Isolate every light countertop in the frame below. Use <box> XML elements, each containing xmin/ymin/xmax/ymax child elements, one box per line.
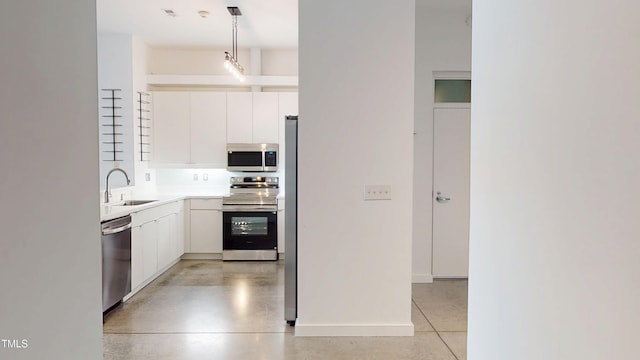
<box><xmin>100</xmin><ymin>191</ymin><xmax>228</xmax><ymax>222</ymax></box>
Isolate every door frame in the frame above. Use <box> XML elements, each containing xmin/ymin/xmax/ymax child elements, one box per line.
<box><xmin>431</xmin><ymin>71</ymin><xmax>471</xmax><ymax>278</ymax></box>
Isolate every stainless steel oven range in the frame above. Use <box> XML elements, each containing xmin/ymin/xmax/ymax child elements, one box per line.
<box><xmin>222</xmin><ymin>176</ymin><xmax>279</xmax><ymax>261</ymax></box>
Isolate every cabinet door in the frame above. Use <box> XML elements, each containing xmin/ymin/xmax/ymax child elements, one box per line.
<box><xmin>278</xmin><ymin>93</ymin><xmax>298</xmax><ymax>124</ymax></box>
<box><xmin>183</xmin><ymin>200</ymin><xmax>191</xmax><ymax>252</ymax></box>
<box><xmin>253</xmin><ymin>93</ymin><xmax>279</xmax><ymax>143</ymax></box>
<box><xmin>152</xmin><ymin>92</ymin><xmax>190</xmax><ymax>164</ymax></box>
<box><xmin>141</xmin><ymin>220</ymin><xmax>158</xmax><ymax>280</ymax></box>
<box><xmin>190</xmin><ymin>209</ymin><xmax>222</xmax><ymax>253</ymax></box>
<box><xmin>156</xmin><ymin>214</ymin><xmax>176</xmax><ymax>270</ymax></box>
<box><xmin>131</xmin><ymin>225</ymin><xmax>145</xmax><ymax>290</ymax></box>
<box><xmin>190</xmin><ymin>92</ymin><xmax>227</xmax><ymax>165</ymax></box>
<box><xmin>176</xmin><ymin>207</ymin><xmax>185</xmax><ymax>257</ymax></box>
<box><xmin>226</xmin><ymin>92</ymin><xmax>253</xmax><ymax>143</ymax></box>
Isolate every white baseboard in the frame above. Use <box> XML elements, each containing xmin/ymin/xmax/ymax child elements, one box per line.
<box><xmin>124</xmin><ymin>258</ymin><xmax>181</xmax><ymax>301</ymax></box>
<box><xmin>181</xmin><ymin>253</ymin><xmax>284</xmax><ymax>261</ymax></box>
<box><xmin>181</xmin><ymin>253</ymin><xmax>222</xmax><ymax>260</ymax></box>
<box><xmin>294</xmin><ymin>322</ymin><xmax>414</xmax><ymax>337</ymax></box>
<box><xmin>412</xmin><ymin>273</ymin><xmax>434</xmax><ymax>283</ymax></box>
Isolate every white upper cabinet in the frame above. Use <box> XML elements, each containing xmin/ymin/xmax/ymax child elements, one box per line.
<box><xmin>278</xmin><ymin>92</ymin><xmax>299</xmax><ymax>120</ymax></box>
<box><xmin>226</xmin><ymin>92</ymin><xmax>253</xmax><ymax>143</ymax></box>
<box><xmin>152</xmin><ymin>91</ymin><xmax>227</xmax><ymax>166</ymax></box>
<box><xmin>227</xmin><ymin>92</ymin><xmax>280</xmax><ymax>144</ymax></box>
<box><xmin>153</xmin><ymin>91</ymin><xmax>190</xmax><ymax>164</ymax></box>
<box><xmin>190</xmin><ymin>92</ymin><xmax>227</xmax><ymax>166</ymax></box>
<box><xmin>153</xmin><ymin>91</ymin><xmax>292</xmax><ymax>166</ymax></box>
<box><xmin>278</xmin><ymin>92</ymin><xmax>298</xmax><ymax>143</ymax></box>
<box><xmin>252</xmin><ymin>93</ymin><xmax>279</xmax><ymax>144</ymax></box>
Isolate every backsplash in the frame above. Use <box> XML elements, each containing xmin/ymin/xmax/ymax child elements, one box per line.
<box><xmin>155</xmin><ymin>168</ymin><xmax>286</xmax><ymax>194</ymax></box>
<box><xmin>155</xmin><ymin>168</ymin><xmax>231</xmax><ymax>193</ymax></box>
<box><xmin>100</xmin><ymin>168</ymin><xmax>286</xmax><ymax>203</ymax></box>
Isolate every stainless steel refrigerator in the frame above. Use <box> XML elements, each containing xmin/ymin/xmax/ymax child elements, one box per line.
<box><xmin>284</xmin><ymin>115</ymin><xmax>298</xmax><ymax>326</ymax></box>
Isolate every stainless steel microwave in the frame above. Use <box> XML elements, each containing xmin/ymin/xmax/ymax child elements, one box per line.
<box><xmin>227</xmin><ymin>143</ymin><xmax>278</xmax><ymax>172</ymax></box>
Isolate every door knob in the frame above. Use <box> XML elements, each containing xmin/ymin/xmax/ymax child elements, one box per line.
<box><xmin>435</xmin><ymin>191</ymin><xmax>450</xmax><ymax>203</ymax></box>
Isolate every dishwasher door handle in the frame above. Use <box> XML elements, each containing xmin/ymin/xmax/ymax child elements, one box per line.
<box><xmin>102</xmin><ymin>223</ymin><xmax>132</xmax><ymax>235</ymax></box>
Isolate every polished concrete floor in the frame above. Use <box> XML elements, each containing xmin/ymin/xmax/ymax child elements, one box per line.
<box><xmin>104</xmin><ymin>260</ymin><xmax>467</xmax><ymax>359</ymax></box>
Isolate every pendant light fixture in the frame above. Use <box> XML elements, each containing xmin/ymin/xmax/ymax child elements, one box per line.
<box><xmin>224</xmin><ymin>6</ymin><xmax>245</xmax><ymax>81</ymax></box>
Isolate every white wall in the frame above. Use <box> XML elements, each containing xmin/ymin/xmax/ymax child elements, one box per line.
<box><xmin>468</xmin><ymin>1</ymin><xmax>640</xmax><ymax>359</ymax></box>
<box><xmin>0</xmin><ymin>1</ymin><xmax>102</xmax><ymax>359</ymax></box>
<box><xmin>297</xmin><ymin>0</ymin><xmax>415</xmax><ymax>336</ymax></box>
<box><xmin>98</xmin><ymin>34</ymin><xmax>156</xmax><ymax>195</ymax></box>
<box><xmin>132</xmin><ymin>35</ymin><xmax>157</xmax><ymax>193</ymax></box>
<box><xmin>98</xmin><ymin>34</ymin><xmax>136</xmax><ymax>189</ymax></box>
<box><xmin>413</xmin><ymin>0</ymin><xmax>472</xmax><ymax>282</ymax></box>
<box><xmin>148</xmin><ymin>47</ymin><xmax>298</xmax><ymax>76</ymax></box>
<box><xmin>262</xmin><ymin>49</ymin><xmax>298</xmax><ymax>76</ymax></box>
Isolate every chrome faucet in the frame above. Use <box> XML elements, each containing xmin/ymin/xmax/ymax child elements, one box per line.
<box><xmin>104</xmin><ymin>168</ymin><xmax>131</xmax><ymax>203</ymax></box>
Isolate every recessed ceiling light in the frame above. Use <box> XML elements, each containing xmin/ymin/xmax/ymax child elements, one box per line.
<box><xmin>198</xmin><ymin>10</ymin><xmax>210</xmax><ymax>18</ymax></box>
<box><xmin>163</xmin><ymin>9</ymin><xmax>176</xmax><ymax>17</ymax></box>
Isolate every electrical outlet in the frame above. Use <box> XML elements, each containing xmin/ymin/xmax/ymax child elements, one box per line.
<box><xmin>364</xmin><ymin>185</ymin><xmax>392</xmax><ymax>200</ymax></box>
<box><xmin>203</xmin><ymin>174</ymin><xmax>209</xmax><ymax>181</ymax></box>
<box><xmin>145</xmin><ymin>173</ymin><xmax>151</xmax><ymax>182</ymax></box>
<box><xmin>193</xmin><ymin>174</ymin><xmax>198</xmax><ymax>181</ymax></box>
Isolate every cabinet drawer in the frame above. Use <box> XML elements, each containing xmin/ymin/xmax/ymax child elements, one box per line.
<box><xmin>131</xmin><ymin>201</ymin><xmax>182</xmax><ymax>227</ymax></box>
<box><xmin>190</xmin><ymin>198</ymin><xmax>222</xmax><ymax>210</ymax></box>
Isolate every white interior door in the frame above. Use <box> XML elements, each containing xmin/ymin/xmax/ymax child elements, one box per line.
<box><xmin>432</xmin><ymin>106</ymin><xmax>470</xmax><ymax>277</ymax></box>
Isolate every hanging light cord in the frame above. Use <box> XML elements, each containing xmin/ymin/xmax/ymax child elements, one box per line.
<box><xmin>232</xmin><ymin>14</ymin><xmax>238</xmax><ymax>60</ymax></box>
<box><xmin>224</xmin><ymin>6</ymin><xmax>244</xmax><ymax>81</ymax></box>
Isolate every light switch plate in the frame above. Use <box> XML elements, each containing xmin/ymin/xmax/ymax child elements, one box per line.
<box><xmin>193</xmin><ymin>174</ymin><xmax>198</xmax><ymax>181</ymax></box>
<box><xmin>364</xmin><ymin>185</ymin><xmax>392</xmax><ymax>200</ymax></box>
<box><xmin>203</xmin><ymin>174</ymin><xmax>209</xmax><ymax>181</ymax></box>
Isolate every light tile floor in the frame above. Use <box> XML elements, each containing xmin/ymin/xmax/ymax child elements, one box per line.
<box><xmin>104</xmin><ymin>260</ymin><xmax>467</xmax><ymax>360</ymax></box>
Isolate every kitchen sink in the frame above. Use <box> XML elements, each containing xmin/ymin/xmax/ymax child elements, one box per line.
<box><xmin>112</xmin><ymin>200</ymin><xmax>158</xmax><ymax>206</ymax></box>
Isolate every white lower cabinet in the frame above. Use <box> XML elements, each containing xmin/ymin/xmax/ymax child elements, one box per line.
<box><xmin>141</xmin><ymin>220</ymin><xmax>159</xmax><ymax>281</ymax></box>
<box><xmin>130</xmin><ymin>218</ymin><xmax>160</xmax><ymax>292</ymax></box>
<box><xmin>129</xmin><ymin>200</ymin><xmax>185</xmax><ymax>296</ymax></box>
<box><xmin>130</xmin><ymin>225</ymin><xmax>145</xmax><ymax>290</ymax></box>
<box><xmin>188</xmin><ymin>198</ymin><xmax>223</xmax><ymax>253</ymax></box>
<box><xmin>156</xmin><ymin>213</ymin><xmax>176</xmax><ymax>270</ymax></box>
<box><xmin>190</xmin><ymin>211</ymin><xmax>222</xmax><ymax>253</ymax></box>
<box><xmin>176</xmin><ymin>208</ymin><xmax>185</xmax><ymax>256</ymax></box>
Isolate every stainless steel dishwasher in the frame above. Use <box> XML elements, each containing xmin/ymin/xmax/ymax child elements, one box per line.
<box><xmin>101</xmin><ymin>215</ymin><xmax>132</xmax><ymax>313</ymax></box>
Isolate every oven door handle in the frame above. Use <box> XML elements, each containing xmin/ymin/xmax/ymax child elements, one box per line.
<box><xmin>223</xmin><ymin>205</ymin><xmax>278</xmax><ymax>212</ymax></box>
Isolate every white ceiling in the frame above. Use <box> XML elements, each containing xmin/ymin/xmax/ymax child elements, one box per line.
<box><xmin>97</xmin><ymin>0</ymin><xmax>298</xmax><ymax>49</ymax></box>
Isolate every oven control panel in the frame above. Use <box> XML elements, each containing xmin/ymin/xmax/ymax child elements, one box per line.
<box><xmin>230</xmin><ymin>176</ymin><xmax>279</xmax><ymax>186</ymax></box>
